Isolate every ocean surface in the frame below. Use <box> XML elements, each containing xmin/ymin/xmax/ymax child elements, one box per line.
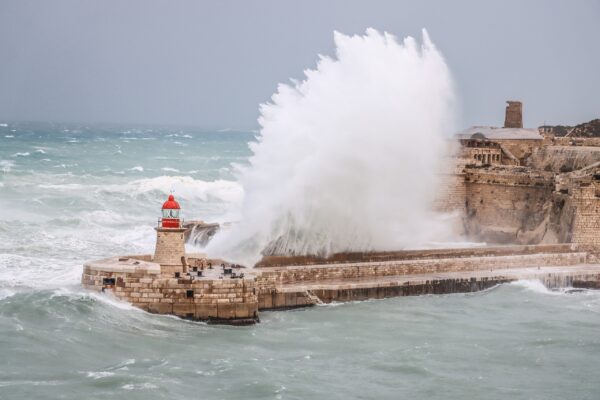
<box><xmin>1</xmin><ymin>122</ymin><xmax>600</xmax><ymax>400</ymax></box>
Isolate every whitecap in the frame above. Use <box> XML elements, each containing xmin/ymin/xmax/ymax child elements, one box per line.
<box><xmin>38</xmin><ymin>183</ymin><xmax>83</xmax><ymax>190</ymax></box>
<box><xmin>0</xmin><ymin>288</ymin><xmax>16</xmax><ymax>300</ymax></box>
<box><xmin>510</xmin><ymin>280</ymin><xmax>563</xmax><ymax>295</ymax></box>
<box><xmin>122</xmin><ymin>383</ymin><xmax>158</xmax><ymax>390</ymax></box>
<box><xmin>161</xmin><ymin>167</ymin><xmax>180</xmax><ymax>173</ymax></box>
<box><xmin>130</xmin><ymin>166</ymin><xmax>144</xmax><ymax>172</ymax></box>
<box><xmin>85</xmin><ymin>371</ymin><xmax>115</xmax><ymax>379</ymax></box>
<box><xmin>4</xmin><ymin>135</ymin><xmax>14</xmax><ymax>138</ymax></box>
<box><xmin>128</xmin><ymin>175</ymin><xmax>244</xmax><ymax>203</ymax></box>
<box><xmin>52</xmin><ymin>287</ymin><xmax>142</xmax><ymax>311</ymax></box>
<box><xmin>0</xmin><ymin>160</ymin><xmax>15</xmax><ymax>172</ymax></box>
<box><xmin>12</xmin><ymin>152</ymin><xmax>30</xmax><ymax>157</ymax></box>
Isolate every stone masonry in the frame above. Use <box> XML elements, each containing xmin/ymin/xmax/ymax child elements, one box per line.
<box><xmin>82</xmin><ymin>257</ymin><xmax>259</xmax><ymax>324</ymax></box>
<box><xmin>153</xmin><ymin>227</ymin><xmax>187</xmax><ymax>276</ymax></box>
<box><xmin>504</xmin><ymin>100</ymin><xmax>523</xmax><ymax>128</ymax></box>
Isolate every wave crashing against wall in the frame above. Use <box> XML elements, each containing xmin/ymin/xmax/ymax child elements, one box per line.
<box><xmin>207</xmin><ymin>28</ymin><xmax>457</xmax><ymax>266</ymax></box>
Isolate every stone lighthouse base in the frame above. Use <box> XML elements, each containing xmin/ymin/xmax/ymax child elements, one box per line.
<box><xmin>82</xmin><ymin>255</ymin><xmax>259</xmax><ymax>325</ymax></box>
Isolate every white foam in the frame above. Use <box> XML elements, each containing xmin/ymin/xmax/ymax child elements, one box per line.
<box><xmin>86</xmin><ymin>371</ymin><xmax>115</xmax><ymax>379</ymax></box>
<box><xmin>0</xmin><ymin>288</ymin><xmax>16</xmax><ymax>300</ymax></box>
<box><xmin>0</xmin><ymin>160</ymin><xmax>15</xmax><ymax>173</ymax></box>
<box><xmin>4</xmin><ymin>135</ymin><xmax>14</xmax><ymax>138</ymax></box>
<box><xmin>49</xmin><ymin>287</ymin><xmax>143</xmax><ymax>311</ymax></box>
<box><xmin>130</xmin><ymin>166</ymin><xmax>144</xmax><ymax>172</ymax></box>
<box><xmin>161</xmin><ymin>167</ymin><xmax>180</xmax><ymax>172</ymax></box>
<box><xmin>130</xmin><ymin>176</ymin><xmax>243</xmax><ymax>204</ymax></box>
<box><xmin>510</xmin><ymin>279</ymin><xmax>569</xmax><ymax>295</ymax></box>
<box><xmin>30</xmin><ymin>174</ymin><xmax>243</xmax><ymax>205</ymax></box>
<box><xmin>208</xmin><ymin>28</ymin><xmax>456</xmax><ymax>265</ymax></box>
<box><xmin>12</xmin><ymin>152</ymin><xmax>30</xmax><ymax>157</ymax></box>
<box><xmin>122</xmin><ymin>383</ymin><xmax>158</xmax><ymax>390</ymax></box>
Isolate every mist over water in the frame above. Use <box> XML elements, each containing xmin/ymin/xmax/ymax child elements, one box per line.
<box><xmin>207</xmin><ymin>29</ymin><xmax>456</xmax><ymax>265</ymax></box>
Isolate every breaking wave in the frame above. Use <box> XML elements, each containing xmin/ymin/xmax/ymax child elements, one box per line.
<box><xmin>29</xmin><ymin>175</ymin><xmax>243</xmax><ymax>205</ymax></box>
<box><xmin>208</xmin><ymin>28</ymin><xmax>456</xmax><ymax>265</ymax></box>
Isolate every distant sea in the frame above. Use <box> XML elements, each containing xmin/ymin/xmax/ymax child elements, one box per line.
<box><xmin>1</xmin><ymin>122</ymin><xmax>599</xmax><ymax>399</ymax></box>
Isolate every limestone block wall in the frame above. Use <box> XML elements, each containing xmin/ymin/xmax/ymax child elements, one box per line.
<box><xmin>255</xmin><ymin>250</ymin><xmax>588</xmax><ymax>308</ymax></box>
<box><xmin>432</xmin><ymin>158</ymin><xmax>470</xmax><ymax>216</ymax></box>
<box><xmin>464</xmin><ymin>169</ymin><xmax>555</xmax><ymax>244</ymax></box>
<box><xmin>82</xmin><ymin>264</ymin><xmax>258</xmax><ymax>322</ymax></box>
<box><xmin>255</xmin><ymin>252</ymin><xmax>586</xmax><ymax>288</ymax></box>
<box><xmin>570</xmin><ymin>185</ymin><xmax>600</xmax><ymax>247</ymax></box>
<box><xmin>153</xmin><ymin>228</ymin><xmax>186</xmax><ymax>270</ymax></box>
<box><xmin>433</xmin><ymin>172</ymin><xmax>467</xmax><ymax>213</ymax></box>
<box><xmin>256</xmin><ymin>244</ymin><xmax>576</xmax><ymax>267</ymax></box>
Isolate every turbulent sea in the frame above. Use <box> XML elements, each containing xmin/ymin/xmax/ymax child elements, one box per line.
<box><xmin>1</xmin><ymin>122</ymin><xmax>600</xmax><ymax>400</ymax></box>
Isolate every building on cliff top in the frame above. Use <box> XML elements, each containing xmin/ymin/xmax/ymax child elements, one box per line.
<box><xmin>456</xmin><ymin>100</ymin><xmax>543</xmax><ymax>165</ymax></box>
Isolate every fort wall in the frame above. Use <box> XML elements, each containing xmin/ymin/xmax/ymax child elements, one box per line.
<box><xmin>254</xmin><ymin>248</ymin><xmax>595</xmax><ymax>309</ymax></box>
<box><xmin>82</xmin><ymin>259</ymin><xmax>259</xmax><ymax>324</ymax></box>
<box><xmin>255</xmin><ymin>252</ymin><xmax>586</xmax><ymax>287</ymax></box>
<box><xmin>570</xmin><ymin>184</ymin><xmax>600</xmax><ymax>247</ymax></box>
<box><xmin>433</xmin><ymin>171</ymin><xmax>467</xmax><ymax>213</ymax></box>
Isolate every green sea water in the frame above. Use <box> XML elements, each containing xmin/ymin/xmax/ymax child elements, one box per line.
<box><xmin>1</xmin><ymin>122</ymin><xmax>599</xmax><ymax>399</ymax></box>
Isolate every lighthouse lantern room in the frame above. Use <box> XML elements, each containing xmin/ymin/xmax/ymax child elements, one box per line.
<box><xmin>160</xmin><ymin>194</ymin><xmax>182</xmax><ymax>228</ymax></box>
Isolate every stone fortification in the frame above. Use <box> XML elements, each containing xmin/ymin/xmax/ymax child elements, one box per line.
<box><xmin>437</xmin><ymin>101</ymin><xmax>600</xmax><ymax>250</ymax></box>
<box><xmin>253</xmin><ymin>245</ymin><xmax>597</xmax><ymax>309</ymax></box>
<box><xmin>256</xmin><ymin>243</ymin><xmax>576</xmax><ymax>267</ymax></box>
<box><xmin>82</xmin><ymin>257</ymin><xmax>259</xmax><ymax>324</ymax></box>
<box><xmin>504</xmin><ymin>101</ymin><xmax>523</xmax><ymax>128</ymax></box>
<box><xmin>82</xmin><ymin>102</ymin><xmax>600</xmax><ymax>323</ymax></box>
<box><xmin>463</xmin><ymin>166</ymin><xmax>556</xmax><ymax>244</ymax></box>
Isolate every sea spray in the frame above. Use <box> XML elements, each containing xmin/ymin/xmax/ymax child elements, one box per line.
<box><xmin>207</xmin><ymin>28</ymin><xmax>457</xmax><ymax>266</ymax></box>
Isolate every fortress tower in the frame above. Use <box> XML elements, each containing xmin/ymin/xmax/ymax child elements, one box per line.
<box><xmin>504</xmin><ymin>100</ymin><xmax>523</xmax><ymax>128</ymax></box>
<box><xmin>153</xmin><ymin>194</ymin><xmax>187</xmax><ymax>276</ymax></box>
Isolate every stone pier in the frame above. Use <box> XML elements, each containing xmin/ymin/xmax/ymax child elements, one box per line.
<box><xmin>82</xmin><ymin>256</ymin><xmax>259</xmax><ymax>325</ymax></box>
<box><xmin>82</xmin><ymin>244</ymin><xmax>600</xmax><ymax>323</ymax></box>
<box><xmin>253</xmin><ymin>244</ymin><xmax>600</xmax><ymax>309</ymax></box>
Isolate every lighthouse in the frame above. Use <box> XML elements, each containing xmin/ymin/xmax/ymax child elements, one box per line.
<box><xmin>153</xmin><ymin>194</ymin><xmax>187</xmax><ymax>275</ymax></box>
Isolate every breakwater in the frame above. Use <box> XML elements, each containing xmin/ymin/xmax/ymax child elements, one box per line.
<box><xmin>83</xmin><ymin>244</ymin><xmax>600</xmax><ymax>323</ymax></box>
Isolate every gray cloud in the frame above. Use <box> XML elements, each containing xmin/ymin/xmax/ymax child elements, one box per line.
<box><xmin>0</xmin><ymin>0</ymin><xmax>598</xmax><ymax>129</ymax></box>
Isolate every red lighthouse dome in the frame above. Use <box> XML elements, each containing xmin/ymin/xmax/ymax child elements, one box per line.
<box><xmin>160</xmin><ymin>194</ymin><xmax>182</xmax><ymax>228</ymax></box>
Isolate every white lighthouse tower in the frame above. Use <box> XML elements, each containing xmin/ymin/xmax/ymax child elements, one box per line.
<box><xmin>153</xmin><ymin>194</ymin><xmax>187</xmax><ymax>276</ymax></box>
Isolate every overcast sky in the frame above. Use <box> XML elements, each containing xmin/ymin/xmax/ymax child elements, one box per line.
<box><xmin>0</xmin><ymin>0</ymin><xmax>599</xmax><ymax>129</ymax></box>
